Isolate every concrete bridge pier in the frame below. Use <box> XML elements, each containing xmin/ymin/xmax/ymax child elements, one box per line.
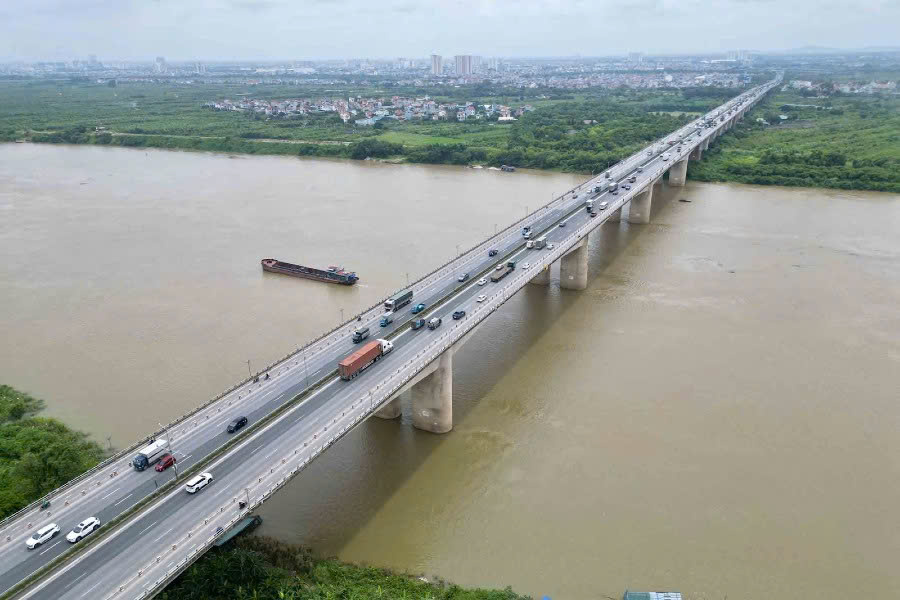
<box><xmin>701</xmin><ymin>138</ymin><xmax>709</xmax><ymax>151</ymax></box>
<box><xmin>690</xmin><ymin>146</ymin><xmax>702</xmax><ymax>161</ymax></box>
<box><xmin>609</xmin><ymin>207</ymin><xmax>622</xmax><ymax>222</ymax></box>
<box><xmin>374</xmin><ymin>390</ymin><xmax>406</xmax><ymax>419</ymax></box>
<box><xmin>627</xmin><ymin>185</ymin><xmax>653</xmax><ymax>223</ymax></box>
<box><xmin>560</xmin><ymin>235</ymin><xmax>589</xmax><ymax>290</ymax></box>
<box><xmin>669</xmin><ymin>157</ymin><xmax>688</xmax><ymax>186</ymax></box>
<box><xmin>411</xmin><ymin>350</ymin><xmax>453</xmax><ymax>433</ymax></box>
<box><xmin>529</xmin><ymin>265</ymin><xmax>551</xmax><ymax>286</ymax></box>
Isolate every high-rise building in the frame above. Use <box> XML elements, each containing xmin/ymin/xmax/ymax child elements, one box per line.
<box><xmin>485</xmin><ymin>57</ymin><xmax>499</xmax><ymax>71</ymax></box>
<box><xmin>454</xmin><ymin>55</ymin><xmax>473</xmax><ymax>76</ymax></box>
<box><xmin>430</xmin><ymin>54</ymin><xmax>443</xmax><ymax>76</ymax></box>
<box><xmin>628</xmin><ymin>52</ymin><xmax>643</xmax><ymax>64</ymax></box>
<box><xmin>154</xmin><ymin>56</ymin><xmax>166</xmax><ymax>74</ymax></box>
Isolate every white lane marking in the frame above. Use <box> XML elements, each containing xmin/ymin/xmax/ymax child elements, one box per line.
<box><xmin>262</xmin><ymin>448</ymin><xmax>279</xmax><ymax>460</ymax></box>
<box><xmin>39</xmin><ymin>540</ymin><xmax>61</xmax><ymax>556</ymax></box>
<box><xmin>100</xmin><ymin>487</ymin><xmax>121</xmax><ymax>500</ymax></box>
<box><xmin>138</xmin><ymin>520</ymin><xmax>159</xmax><ymax>536</ymax></box>
<box><xmin>64</xmin><ymin>572</ymin><xmax>87</xmax><ymax>589</ymax></box>
<box><xmin>113</xmin><ymin>493</ymin><xmax>133</xmax><ymax>507</ymax></box>
<box><xmin>153</xmin><ymin>527</ymin><xmax>174</xmax><ymax>543</ymax></box>
<box><xmin>80</xmin><ymin>581</ymin><xmax>102</xmax><ymax>598</ymax></box>
<box><xmin>250</xmin><ymin>444</ymin><xmax>264</xmax><ymax>455</ymax></box>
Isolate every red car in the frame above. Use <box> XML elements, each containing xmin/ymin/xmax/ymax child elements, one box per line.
<box><xmin>155</xmin><ymin>453</ymin><xmax>176</xmax><ymax>472</ymax></box>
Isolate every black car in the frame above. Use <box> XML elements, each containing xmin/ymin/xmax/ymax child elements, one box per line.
<box><xmin>488</xmin><ymin>249</ymin><xmax>498</xmax><ymax>257</ymax></box>
<box><xmin>411</xmin><ymin>318</ymin><xmax>426</xmax><ymax>330</ymax></box>
<box><xmin>452</xmin><ymin>310</ymin><xmax>466</xmax><ymax>320</ymax></box>
<box><xmin>227</xmin><ymin>416</ymin><xmax>248</xmax><ymax>433</ymax></box>
<box><xmin>590</xmin><ymin>211</ymin><xmax>597</xmax><ymax>218</ymax></box>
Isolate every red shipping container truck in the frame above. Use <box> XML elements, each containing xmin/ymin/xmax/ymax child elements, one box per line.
<box><xmin>338</xmin><ymin>339</ymin><xmax>394</xmax><ymax>380</ymax></box>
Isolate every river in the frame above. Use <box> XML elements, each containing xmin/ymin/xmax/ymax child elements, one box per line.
<box><xmin>1</xmin><ymin>143</ymin><xmax>898</xmax><ymax>599</ymax></box>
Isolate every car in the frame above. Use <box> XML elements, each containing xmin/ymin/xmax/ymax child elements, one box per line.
<box><xmin>452</xmin><ymin>310</ymin><xmax>466</xmax><ymax>320</ymax></box>
<box><xmin>558</xmin><ymin>221</ymin><xmax>566</xmax><ymax>227</ymax></box>
<box><xmin>590</xmin><ymin>211</ymin><xmax>597</xmax><ymax>218</ymax></box>
<box><xmin>522</xmin><ymin>262</ymin><xmax>531</xmax><ymax>269</ymax></box>
<box><xmin>155</xmin><ymin>453</ymin><xmax>176</xmax><ymax>472</ymax></box>
<box><xmin>477</xmin><ymin>294</ymin><xmax>487</xmax><ymax>302</ymax></box>
<box><xmin>411</xmin><ymin>318</ymin><xmax>426</xmax><ymax>330</ymax></box>
<box><xmin>637</xmin><ymin>167</ymin><xmax>644</xmax><ymax>172</ymax></box>
<box><xmin>26</xmin><ymin>523</ymin><xmax>60</xmax><ymax>549</ymax></box>
<box><xmin>227</xmin><ymin>416</ymin><xmax>248</xmax><ymax>433</ymax></box>
<box><xmin>573</xmin><ymin>194</ymin><xmax>578</xmax><ymax>199</ymax></box>
<box><xmin>427</xmin><ymin>317</ymin><xmax>442</xmax><ymax>330</ymax></box>
<box><xmin>488</xmin><ymin>249</ymin><xmax>498</xmax><ymax>257</ymax></box>
<box><xmin>598</xmin><ymin>201</ymin><xmax>609</xmax><ymax>210</ymax></box>
<box><xmin>495</xmin><ymin>263</ymin><xmax>504</xmax><ymax>271</ymax></box>
<box><xmin>623</xmin><ymin>184</ymin><xmax>631</xmax><ymax>190</ymax></box>
<box><xmin>411</xmin><ymin>303</ymin><xmax>426</xmax><ymax>314</ymax></box>
<box><xmin>546</xmin><ymin>243</ymin><xmax>554</xmax><ymax>250</ymax></box>
<box><xmin>612</xmin><ymin>190</ymin><xmax>618</xmax><ymax>195</ymax></box>
<box><xmin>457</xmin><ymin>273</ymin><xmax>469</xmax><ymax>283</ymax></box>
<box><xmin>185</xmin><ymin>472</ymin><xmax>213</xmax><ymax>494</ymax></box>
<box><xmin>477</xmin><ymin>278</ymin><xmax>487</xmax><ymax>286</ymax></box>
<box><xmin>66</xmin><ymin>517</ymin><xmax>100</xmax><ymax>544</ymax></box>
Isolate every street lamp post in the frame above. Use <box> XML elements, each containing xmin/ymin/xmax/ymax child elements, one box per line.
<box><xmin>246</xmin><ymin>360</ymin><xmax>252</xmax><ymax>378</ymax></box>
<box><xmin>340</xmin><ymin>308</ymin><xmax>344</xmax><ymax>324</ymax></box>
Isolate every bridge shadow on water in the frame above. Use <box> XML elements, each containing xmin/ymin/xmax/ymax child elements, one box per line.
<box><xmin>255</xmin><ymin>185</ymin><xmax>680</xmax><ymax>561</ymax></box>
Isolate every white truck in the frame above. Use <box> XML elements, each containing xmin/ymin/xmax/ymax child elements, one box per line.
<box><xmin>132</xmin><ymin>439</ymin><xmax>169</xmax><ymax>471</ymax></box>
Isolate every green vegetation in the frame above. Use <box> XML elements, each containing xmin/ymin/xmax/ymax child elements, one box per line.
<box><xmin>0</xmin><ymin>80</ymin><xmax>733</xmax><ymax>174</ymax></box>
<box><xmin>158</xmin><ymin>535</ymin><xmax>529</xmax><ymax>600</ymax></box>
<box><xmin>0</xmin><ymin>385</ymin><xmax>107</xmax><ymax>519</ymax></box>
<box><xmin>690</xmin><ymin>89</ymin><xmax>900</xmax><ymax>192</ymax></box>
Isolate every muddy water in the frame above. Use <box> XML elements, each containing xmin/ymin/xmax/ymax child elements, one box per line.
<box><xmin>2</xmin><ymin>143</ymin><xmax>898</xmax><ymax>599</ymax></box>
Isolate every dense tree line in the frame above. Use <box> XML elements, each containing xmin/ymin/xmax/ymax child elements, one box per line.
<box><xmin>158</xmin><ymin>535</ymin><xmax>529</xmax><ymax>600</ymax></box>
<box><xmin>0</xmin><ymin>386</ymin><xmax>106</xmax><ymax>519</ymax></box>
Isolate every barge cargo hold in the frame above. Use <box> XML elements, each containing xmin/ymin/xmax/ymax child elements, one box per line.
<box><xmin>261</xmin><ymin>259</ymin><xmax>358</xmax><ymax>285</ymax></box>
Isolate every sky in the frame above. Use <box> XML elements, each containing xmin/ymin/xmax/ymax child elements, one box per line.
<box><xmin>1</xmin><ymin>0</ymin><xmax>898</xmax><ymax>62</ymax></box>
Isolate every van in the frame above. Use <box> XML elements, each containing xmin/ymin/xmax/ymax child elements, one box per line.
<box><xmin>526</xmin><ymin>240</ymin><xmax>535</xmax><ymax>249</ymax></box>
<box><xmin>427</xmin><ymin>317</ymin><xmax>442</xmax><ymax>330</ymax></box>
<box><xmin>352</xmin><ymin>326</ymin><xmax>370</xmax><ymax>343</ymax></box>
<box><xmin>185</xmin><ymin>472</ymin><xmax>213</xmax><ymax>494</ymax></box>
<box><xmin>379</xmin><ymin>312</ymin><xmax>393</xmax><ymax>327</ymax></box>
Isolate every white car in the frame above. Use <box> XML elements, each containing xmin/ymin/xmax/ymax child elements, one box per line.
<box><xmin>66</xmin><ymin>517</ymin><xmax>100</xmax><ymax>543</ymax></box>
<box><xmin>477</xmin><ymin>278</ymin><xmax>487</xmax><ymax>286</ymax></box>
<box><xmin>495</xmin><ymin>263</ymin><xmax>504</xmax><ymax>271</ymax></box>
<box><xmin>547</xmin><ymin>243</ymin><xmax>554</xmax><ymax>250</ymax></box>
<box><xmin>26</xmin><ymin>523</ymin><xmax>60</xmax><ymax>549</ymax></box>
<box><xmin>476</xmin><ymin>295</ymin><xmax>487</xmax><ymax>302</ymax></box>
<box><xmin>185</xmin><ymin>472</ymin><xmax>213</xmax><ymax>494</ymax></box>
<box><xmin>523</xmin><ymin>262</ymin><xmax>531</xmax><ymax>269</ymax></box>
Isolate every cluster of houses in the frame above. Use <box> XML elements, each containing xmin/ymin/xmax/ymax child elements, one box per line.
<box><xmin>788</xmin><ymin>79</ymin><xmax>897</xmax><ymax>94</ymax></box>
<box><xmin>204</xmin><ymin>95</ymin><xmax>535</xmax><ymax>126</ymax></box>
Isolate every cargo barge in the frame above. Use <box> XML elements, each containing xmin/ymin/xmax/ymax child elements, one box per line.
<box><xmin>261</xmin><ymin>259</ymin><xmax>358</xmax><ymax>285</ymax></box>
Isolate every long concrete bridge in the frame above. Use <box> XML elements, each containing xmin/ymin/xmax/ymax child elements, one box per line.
<box><xmin>0</xmin><ymin>75</ymin><xmax>781</xmax><ymax>600</ymax></box>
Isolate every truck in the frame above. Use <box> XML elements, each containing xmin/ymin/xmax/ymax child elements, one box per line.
<box><xmin>534</xmin><ymin>236</ymin><xmax>547</xmax><ymax>249</ymax></box>
<box><xmin>586</xmin><ymin>199</ymin><xmax>594</xmax><ymax>211</ymax></box>
<box><xmin>490</xmin><ymin>260</ymin><xmax>516</xmax><ymax>283</ymax></box>
<box><xmin>338</xmin><ymin>338</ymin><xmax>394</xmax><ymax>380</ymax></box>
<box><xmin>608</xmin><ymin>181</ymin><xmax>619</xmax><ymax>193</ymax></box>
<box><xmin>379</xmin><ymin>312</ymin><xmax>394</xmax><ymax>327</ymax></box>
<box><xmin>384</xmin><ymin>289</ymin><xmax>413</xmax><ymax>312</ymax></box>
<box><xmin>132</xmin><ymin>439</ymin><xmax>169</xmax><ymax>471</ymax></box>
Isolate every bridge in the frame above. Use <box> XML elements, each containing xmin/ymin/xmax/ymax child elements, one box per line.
<box><xmin>0</xmin><ymin>75</ymin><xmax>781</xmax><ymax>600</ymax></box>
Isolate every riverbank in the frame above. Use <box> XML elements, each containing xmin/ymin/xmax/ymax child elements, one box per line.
<box><xmin>688</xmin><ymin>89</ymin><xmax>900</xmax><ymax>192</ymax></box>
<box><xmin>0</xmin><ymin>385</ymin><xmax>106</xmax><ymax>519</ymax></box>
<box><xmin>158</xmin><ymin>535</ymin><xmax>530</xmax><ymax>600</ymax></box>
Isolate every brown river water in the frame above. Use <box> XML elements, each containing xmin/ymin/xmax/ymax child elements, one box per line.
<box><xmin>1</xmin><ymin>143</ymin><xmax>898</xmax><ymax>599</ymax></box>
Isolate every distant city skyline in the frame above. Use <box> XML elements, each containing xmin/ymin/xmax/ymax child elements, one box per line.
<box><xmin>1</xmin><ymin>0</ymin><xmax>897</xmax><ymax>62</ymax></box>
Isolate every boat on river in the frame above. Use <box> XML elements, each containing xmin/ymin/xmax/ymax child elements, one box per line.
<box><xmin>261</xmin><ymin>259</ymin><xmax>358</xmax><ymax>285</ymax></box>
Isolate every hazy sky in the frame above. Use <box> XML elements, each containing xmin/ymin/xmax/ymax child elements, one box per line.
<box><xmin>2</xmin><ymin>0</ymin><xmax>897</xmax><ymax>61</ymax></box>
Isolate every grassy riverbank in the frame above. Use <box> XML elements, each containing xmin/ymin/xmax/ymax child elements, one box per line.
<box><xmin>689</xmin><ymin>89</ymin><xmax>900</xmax><ymax>192</ymax></box>
<box><xmin>0</xmin><ymin>385</ymin><xmax>106</xmax><ymax>519</ymax></box>
<box><xmin>157</xmin><ymin>535</ymin><xmax>529</xmax><ymax>600</ymax></box>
